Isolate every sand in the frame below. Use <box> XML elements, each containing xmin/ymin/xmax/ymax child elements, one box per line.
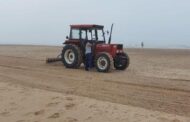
<box><xmin>0</xmin><ymin>45</ymin><xmax>190</xmax><ymax>122</ymax></box>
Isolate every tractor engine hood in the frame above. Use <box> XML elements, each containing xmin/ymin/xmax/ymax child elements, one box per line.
<box><xmin>96</xmin><ymin>44</ymin><xmax>123</xmax><ymax>50</ymax></box>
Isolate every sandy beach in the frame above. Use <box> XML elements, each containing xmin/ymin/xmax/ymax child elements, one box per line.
<box><xmin>0</xmin><ymin>45</ymin><xmax>190</xmax><ymax>122</ymax></box>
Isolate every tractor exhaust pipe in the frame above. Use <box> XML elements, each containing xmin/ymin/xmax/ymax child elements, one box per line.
<box><xmin>108</xmin><ymin>23</ymin><xmax>114</xmax><ymax>44</ymax></box>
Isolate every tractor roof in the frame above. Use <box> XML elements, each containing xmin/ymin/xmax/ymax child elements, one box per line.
<box><xmin>70</xmin><ymin>24</ymin><xmax>104</xmax><ymax>29</ymax></box>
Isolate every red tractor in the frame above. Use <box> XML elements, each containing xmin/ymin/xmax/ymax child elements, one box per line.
<box><xmin>47</xmin><ymin>24</ymin><xmax>130</xmax><ymax>72</ymax></box>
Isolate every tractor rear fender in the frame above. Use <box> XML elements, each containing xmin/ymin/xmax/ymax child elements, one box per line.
<box><xmin>63</xmin><ymin>40</ymin><xmax>80</xmax><ymax>46</ymax></box>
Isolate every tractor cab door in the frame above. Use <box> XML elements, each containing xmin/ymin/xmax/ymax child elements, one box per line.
<box><xmin>70</xmin><ymin>28</ymin><xmax>105</xmax><ymax>57</ymax></box>
<box><xmin>68</xmin><ymin>28</ymin><xmax>88</xmax><ymax>55</ymax></box>
<box><xmin>80</xmin><ymin>29</ymin><xmax>88</xmax><ymax>56</ymax></box>
<box><xmin>80</xmin><ymin>29</ymin><xmax>97</xmax><ymax>59</ymax></box>
<box><xmin>88</xmin><ymin>28</ymin><xmax>105</xmax><ymax>56</ymax></box>
<box><xmin>80</xmin><ymin>28</ymin><xmax>99</xmax><ymax>59</ymax></box>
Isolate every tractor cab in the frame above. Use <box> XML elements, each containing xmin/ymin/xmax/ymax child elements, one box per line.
<box><xmin>65</xmin><ymin>24</ymin><xmax>106</xmax><ymax>45</ymax></box>
<box><xmin>70</xmin><ymin>24</ymin><xmax>105</xmax><ymax>42</ymax></box>
<box><xmin>64</xmin><ymin>24</ymin><xmax>107</xmax><ymax>59</ymax></box>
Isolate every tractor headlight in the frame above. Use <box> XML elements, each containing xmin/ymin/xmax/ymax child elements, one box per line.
<box><xmin>116</xmin><ymin>50</ymin><xmax>123</xmax><ymax>53</ymax></box>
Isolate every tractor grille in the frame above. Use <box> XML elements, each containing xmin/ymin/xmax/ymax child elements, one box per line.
<box><xmin>117</xmin><ymin>44</ymin><xmax>123</xmax><ymax>50</ymax></box>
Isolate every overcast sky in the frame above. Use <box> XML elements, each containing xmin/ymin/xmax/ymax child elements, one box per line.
<box><xmin>0</xmin><ymin>0</ymin><xmax>190</xmax><ymax>48</ymax></box>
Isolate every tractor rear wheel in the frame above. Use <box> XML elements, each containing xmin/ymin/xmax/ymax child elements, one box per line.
<box><xmin>62</xmin><ymin>44</ymin><xmax>82</xmax><ymax>68</ymax></box>
<box><xmin>95</xmin><ymin>53</ymin><xmax>113</xmax><ymax>72</ymax></box>
<box><xmin>114</xmin><ymin>53</ymin><xmax>130</xmax><ymax>70</ymax></box>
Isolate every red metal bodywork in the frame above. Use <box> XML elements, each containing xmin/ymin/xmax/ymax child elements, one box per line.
<box><xmin>95</xmin><ymin>44</ymin><xmax>119</xmax><ymax>58</ymax></box>
<box><xmin>64</xmin><ymin>40</ymin><xmax>121</xmax><ymax>58</ymax></box>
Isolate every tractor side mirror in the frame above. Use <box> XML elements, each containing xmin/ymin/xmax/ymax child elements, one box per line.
<box><xmin>66</xmin><ymin>36</ymin><xmax>69</xmax><ymax>39</ymax></box>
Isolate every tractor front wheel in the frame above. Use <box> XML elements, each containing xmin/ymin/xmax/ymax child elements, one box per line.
<box><xmin>62</xmin><ymin>44</ymin><xmax>82</xmax><ymax>68</ymax></box>
<box><xmin>114</xmin><ymin>53</ymin><xmax>130</xmax><ymax>70</ymax></box>
<box><xmin>95</xmin><ymin>53</ymin><xmax>113</xmax><ymax>72</ymax></box>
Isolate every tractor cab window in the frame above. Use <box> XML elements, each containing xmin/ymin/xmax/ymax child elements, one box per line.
<box><xmin>70</xmin><ymin>28</ymin><xmax>105</xmax><ymax>42</ymax></box>
<box><xmin>91</xmin><ymin>29</ymin><xmax>96</xmax><ymax>40</ymax></box>
<box><xmin>86</xmin><ymin>29</ymin><xmax>96</xmax><ymax>41</ymax></box>
<box><xmin>86</xmin><ymin>29</ymin><xmax>105</xmax><ymax>41</ymax></box>
<box><xmin>97</xmin><ymin>29</ymin><xmax>104</xmax><ymax>41</ymax></box>
<box><xmin>87</xmin><ymin>30</ymin><xmax>92</xmax><ymax>40</ymax></box>
<box><xmin>70</xmin><ymin>29</ymin><xmax>80</xmax><ymax>39</ymax></box>
<box><xmin>81</xmin><ymin>30</ymin><xmax>87</xmax><ymax>40</ymax></box>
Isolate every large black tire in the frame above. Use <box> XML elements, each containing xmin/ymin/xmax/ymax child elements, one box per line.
<box><xmin>62</xmin><ymin>44</ymin><xmax>82</xmax><ymax>68</ymax></box>
<box><xmin>95</xmin><ymin>52</ymin><xmax>113</xmax><ymax>72</ymax></box>
<box><xmin>114</xmin><ymin>53</ymin><xmax>130</xmax><ymax>70</ymax></box>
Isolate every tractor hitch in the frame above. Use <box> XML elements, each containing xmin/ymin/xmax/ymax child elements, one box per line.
<box><xmin>46</xmin><ymin>54</ymin><xmax>62</xmax><ymax>63</ymax></box>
